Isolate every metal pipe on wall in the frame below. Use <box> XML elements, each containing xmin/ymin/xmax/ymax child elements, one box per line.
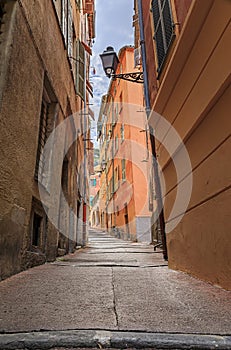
<box><xmin>137</xmin><ymin>0</ymin><xmax>168</xmax><ymax>260</ymax></box>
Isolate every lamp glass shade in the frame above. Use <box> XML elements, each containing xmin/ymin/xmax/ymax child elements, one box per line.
<box><xmin>100</xmin><ymin>47</ymin><xmax>119</xmax><ymax>77</ymax></box>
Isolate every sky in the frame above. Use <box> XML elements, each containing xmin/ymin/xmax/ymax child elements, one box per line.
<box><xmin>89</xmin><ymin>0</ymin><xmax>134</xmax><ymax>143</ymax></box>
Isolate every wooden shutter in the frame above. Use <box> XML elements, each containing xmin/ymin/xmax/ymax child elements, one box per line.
<box><xmin>151</xmin><ymin>0</ymin><xmax>174</xmax><ymax>73</ymax></box>
<box><xmin>76</xmin><ymin>39</ymin><xmax>85</xmax><ymax>100</ymax></box>
<box><xmin>163</xmin><ymin>0</ymin><xmax>174</xmax><ymax>49</ymax></box>
<box><xmin>35</xmin><ymin>100</ymin><xmax>49</xmax><ymax>181</ymax></box>
<box><xmin>35</xmin><ymin>89</ymin><xmax>57</xmax><ymax>189</ymax></box>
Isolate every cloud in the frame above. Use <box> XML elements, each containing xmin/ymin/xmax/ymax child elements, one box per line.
<box><xmin>94</xmin><ymin>0</ymin><xmax>134</xmax><ymax>52</ymax></box>
<box><xmin>90</xmin><ymin>0</ymin><xmax>134</xmax><ymax>145</ymax></box>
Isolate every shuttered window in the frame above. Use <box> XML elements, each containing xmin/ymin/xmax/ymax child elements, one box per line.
<box><xmin>61</xmin><ymin>0</ymin><xmax>73</xmax><ymax>54</ymax></box>
<box><xmin>76</xmin><ymin>39</ymin><xmax>85</xmax><ymax>100</ymax></box>
<box><xmin>120</xmin><ymin>124</ymin><xmax>124</xmax><ymax>143</ymax></box>
<box><xmin>61</xmin><ymin>0</ymin><xmax>68</xmax><ymax>46</ymax></box>
<box><xmin>151</xmin><ymin>0</ymin><xmax>175</xmax><ymax>74</ymax></box>
<box><xmin>114</xmin><ymin>166</ymin><xmax>119</xmax><ymax>192</ymax></box>
<box><xmin>35</xmin><ymin>84</ymin><xmax>57</xmax><ymax>190</ymax></box>
<box><xmin>35</xmin><ymin>100</ymin><xmax>49</xmax><ymax>182</ymax></box>
<box><xmin>121</xmin><ymin>159</ymin><xmax>126</xmax><ymax>181</ymax></box>
<box><xmin>115</xmin><ymin>135</ymin><xmax>118</xmax><ymax>153</ymax></box>
<box><xmin>67</xmin><ymin>0</ymin><xmax>73</xmax><ymax>57</ymax></box>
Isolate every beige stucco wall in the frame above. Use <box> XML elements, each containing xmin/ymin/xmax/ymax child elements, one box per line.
<box><xmin>0</xmin><ymin>0</ymin><xmax>81</xmax><ymax>279</ymax></box>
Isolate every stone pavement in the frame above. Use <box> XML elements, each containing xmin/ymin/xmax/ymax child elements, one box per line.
<box><xmin>0</xmin><ymin>228</ymin><xmax>231</xmax><ymax>349</ymax></box>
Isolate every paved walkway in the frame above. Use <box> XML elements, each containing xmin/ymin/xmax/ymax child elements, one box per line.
<box><xmin>0</xmin><ymin>228</ymin><xmax>231</xmax><ymax>349</ymax></box>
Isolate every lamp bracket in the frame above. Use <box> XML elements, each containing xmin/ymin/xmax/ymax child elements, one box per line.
<box><xmin>112</xmin><ymin>71</ymin><xmax>144</xmax><ymax>84</ymax></box>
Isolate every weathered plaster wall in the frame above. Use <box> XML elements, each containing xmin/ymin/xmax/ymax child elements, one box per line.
<box><xmin>0</xmin><ymin>0</ymin><xmax>80</xmax><ymax>279</ymax></box>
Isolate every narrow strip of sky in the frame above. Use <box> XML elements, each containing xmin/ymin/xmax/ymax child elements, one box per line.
<box><xmin>91</xmin><ymin>0</ymin><xmax>134</xmax><ymax>108</ymax></box>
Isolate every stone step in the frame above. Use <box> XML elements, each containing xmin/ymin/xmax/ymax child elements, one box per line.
<box><xmin>0</xmin><ymin>329</ymin><xmax>231</xmax><ymax>349</ymax></box>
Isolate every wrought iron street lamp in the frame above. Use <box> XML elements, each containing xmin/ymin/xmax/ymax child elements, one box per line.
<box><xmin>100</xmin><ymin>46</ymin><xmax>144</xmax><ymax>84</ymax></box>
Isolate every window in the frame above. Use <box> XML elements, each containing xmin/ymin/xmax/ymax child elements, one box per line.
<box><xmin>54</xmin><ymin>0</ymin><xmax>73</xmax><ymax>54</ymax></box>
<box><xmin>124</xmin><ymin>203</ymin><xmax>129</xmax><ymax>234</ymax></box>
<box><xmin>30</xmin><ymin>197</ymin><xmax>47</xmax><ymax>251</ymax></box>
<box><xmin>67</xmin><ymin>0</ymin><xmax>73</xmax><ymax>57</ymax></box>
<box><xmin>75</xmin><ymin>0</ymin><xmax>81</xmax><ymax>10</ymax></box>
<box><xmin>134</xmin><ymin>46</ymin><xmax>141</xmax><ymax>67</ymax></box>
<box><xmin>121</xmin><ymin>159</ymin><xmax>126</xmax><ymax>181</ymax></box>
<box><xmin>120</xmin><ymin>124</ymin><xmax>124</xmax><ymax>142</ymax></box>
<box><xmin>76</xmin><ymin>39</ymin><xmax>85</xmax><ymax>100</ymax></box>
<box><xmin>32</xmin><ymin>213</ymin><xmax>42</xmax><ymax>246</ymax></box>
<box><xmin>119</xmin><ymin>92</ymin><xmax>123</xmax><ymax>113</ymax></box>
<box><xmin>35</xmin><ymin>77</ymin><xmax>57</xmax><ymax>190</ymax></box>
<box><xmin>91</xmin><ymin>178</ymin><xmax>96</xmax><ymax>187</ymax></box>
<box><xmin>61</xmin><ymin>0</ymin><xmax>68</xmax><ymax>45</ymax></box>
<box><xmin>151</xmin><ymin>0</ymin><xmax>175</xmax><ymax>74</ymax></box>
<box><xmin>114</xmin><ymin>166</ymin><xmax>119</xmax><ymax>192</ymax></box>
<box><xmin>109</xmin><ymin>177</ymin><xmax>114</xmax><ymax>199</ymax></box>
<box><xmin>115</xmin><ymin>135</ymin><xmax>118</xmax><ymax>153</ymax></box>
<box><xmin>0</xmin><ymin>3</ymin><xmax>5</xmax><ymax>25</ymax></box>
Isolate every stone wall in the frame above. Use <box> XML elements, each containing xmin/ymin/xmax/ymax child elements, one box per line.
<box><xmin>0</xmin><ymin>0</ymin><xmax>82</xmax><ymax>279</ymax></box>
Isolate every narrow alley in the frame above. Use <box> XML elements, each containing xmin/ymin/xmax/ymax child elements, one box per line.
<box><xmin>0</xmin><ymin>229</ymin><xmax>230</xmax><ymax>349</ymax></box>
<box><xmin>0</xmin><ymin>0</ymin><xmax>231</xmax><ymax>349</ymax></box>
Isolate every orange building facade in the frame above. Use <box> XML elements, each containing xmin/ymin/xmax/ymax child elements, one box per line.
<box><xmin>98</xmin><ymin>46</ymin><xmax>152</xmax><ymax>242</ymax></box>
<box><xmin>89</xmin><ymin>166</ymin><xmax>101</xmax><ymax>227</ymax></box>
<box><xmin>135</xmin><ymin>0</ymin><xmax>231</xmax><ymax>289</ymax></box>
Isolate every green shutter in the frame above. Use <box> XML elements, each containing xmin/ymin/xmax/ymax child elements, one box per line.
<box><xmin>76</xmin><ymin>39</ymin><xmax>85</xmax><ymax>100</ymax></box>
<box><xmin>163</xmin><ymin>0</ymin><xmax>174</xmax><ymax>50</ymax></box>
<box><xmin>151</xmin><ymin>0</ymin><xmax>175</xmax><ymax>73</ymax></box>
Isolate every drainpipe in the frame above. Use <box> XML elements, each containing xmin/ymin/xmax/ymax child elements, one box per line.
<box><xmin>82</xmin><ymin>48</ymin><xmax>87</xmax><ymax>247</ymax></box>
<box><xmin>137</xmin><ymin>0</ymin><xmax>168</xmax><ymax>260</ymax></box>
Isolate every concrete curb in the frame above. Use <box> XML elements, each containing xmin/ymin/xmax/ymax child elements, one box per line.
<box><xmin>0</xmin><ymin>329</ymin><xmax>231</xmax><ymax>349</ymax></box>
